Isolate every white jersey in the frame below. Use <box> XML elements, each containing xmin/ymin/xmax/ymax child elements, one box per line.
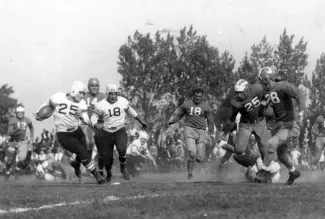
<box><xmin>91</xmin><ymin>96</ymin><xmax>137</xmax><ymax>132</ymax></box>
<box><xmin>49</xmin><ymin>92</ymin><xmax>88</xmax><ymax>132</ymax></box>
<box><xmin>126</xmin><ymin>139</ymin><xmax>149</xmax><ymax>156</ymax></box>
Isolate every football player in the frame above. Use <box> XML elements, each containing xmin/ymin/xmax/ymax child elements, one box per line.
<box><xmin>90</xmin><ymin>83</ymin><xmax>148</xmax><ymax>183</ymax></box>
<box><xmin>310</xmin><ymin>106</ymin><xmax>325</xmax><ymax>170</ymax></box>
<box><xmin>35</xmin><ymin>81</ymin><xmax>105</xmax><ymax>184</ymax></box>
<box><xmin>218</xmin><ymin>79</ymin><xmax>270</xmax><ymax>180</ymax></box>
<box><xmin>80</xmin><ymin>78</ymin><xmax>106</xmax><ymax>176</ymax></box>
<box><xmin>258</xmin><ymin>67</ymin><xmax>306</xmax><ymax>185</ymax></box>
<box><xmin>5</xmin><ymin>105</ymin><xmax>34</xmax><ymax>181</ymax></box>
<box><xmin>168</xmin><ymin>87</ymin><xmax>214</xmax><ymax>180</ymax></box>
<box><xmin>126</xmin><ymin>131</ymin><xmax>157</xmax><ymax>177</ymax></box>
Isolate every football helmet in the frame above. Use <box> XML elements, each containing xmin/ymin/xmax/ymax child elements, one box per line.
<box><xmin>16</xmin><ymin>106</ymin><xmax>25</xmax><ymax>119</ymax></box>
<box><xmin>234</xmin><ymin>79</ymin><xmax>250</xmax><ymax>100</ymax></box>
<box><xmin>88</xmin><ymin>78</ymin><xmax>100</xmax><ymax>95</ymax></box>
<box><xmin>105</xmin><ymin>84</ymin><xmax>119</xmax><ymax>103</ymax></box>
<box><xmin>105</xmin><ymin>83</ymin><xmax>119</xmax><ymax>94</ymax></box>
<box><xmin>70</xmin><ymin>81</ymin><xmax>87</xmax><ymax>97</ymax></box>
<box><xmin>258</xmin><ymin>67</ymin><xmax>276</xmax><ymax>84</ymax></box>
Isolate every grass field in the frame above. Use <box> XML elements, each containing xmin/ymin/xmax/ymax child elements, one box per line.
<box><xmin>1</xmin><ymin>164</ymin><xmax>325</xmax><ymax>219</ymax></box>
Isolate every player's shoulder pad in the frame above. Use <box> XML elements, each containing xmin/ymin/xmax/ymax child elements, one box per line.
<box><xmin>251</xmin><ymin>83</ymin><xmax>264</xmax><ymax>94</ymax></box>
<box><xmin>50</xmin><ymin>92</ymin><xmax>67</xmax><ymax>106</ymax></box>
<box><xmin>24</xmin><ymin>117</ymin><xmax>32</xmax><ymax>124</ymax></box>
<box><xmin>97</xmin><ymin>92</ymin><xmax>107</xmax><ymax>100</ymax></box>
<box><xmin>230</xmin><ymin>97</ymin><xmax>242</xmax><ymax>109</ymax></box>
<box><xmin>118</xmin><ymin>96</ymin><xmax>129</xmax><ymax>104</ymax></box>
<box><xmin>9</xmin><ymin>116</ymin><xmax>18</xmax><ymax>124</ymax></box>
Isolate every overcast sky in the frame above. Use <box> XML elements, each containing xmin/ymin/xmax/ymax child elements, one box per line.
<box><xmin>1</xmin><ymin>0</ymin><xmax>324</xmax><ymax>136</ymax></box>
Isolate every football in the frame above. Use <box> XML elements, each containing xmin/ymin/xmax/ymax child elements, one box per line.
<box><xmin>36</xmin><ymin>104</ymin><xmax>54</xmax><ymax>121</ymax></box>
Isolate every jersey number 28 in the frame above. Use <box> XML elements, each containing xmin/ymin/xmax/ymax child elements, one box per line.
<box><xmin>265</xmin><ymin>92</ymin><xmax>280</xmax><ymax>104</ymax></box>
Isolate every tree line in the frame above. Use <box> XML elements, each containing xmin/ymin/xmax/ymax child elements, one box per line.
<box><xmin>2</xmin><ymin>25</ymin><xmax>325</xmax><ymax>134</ymax></box>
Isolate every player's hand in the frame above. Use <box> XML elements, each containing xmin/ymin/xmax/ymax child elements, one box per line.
<box><xmin>141</xmin><ymin>121</ymin><xmax>148</xmax><ymax>130</ymax></box>
<box><xmin>260</xmin><ymin>100</ymin><xmax>267</xmax><ymax>107</ymax></box>
<box><xmin>33</xmin><ymin>113</ymin><xmax>43</xmax><ymax>121</ymax></box>
<box><xmin>94</xmin><ymin>123</ymin><xmax>104</xmax><ymax>130</ymax></box>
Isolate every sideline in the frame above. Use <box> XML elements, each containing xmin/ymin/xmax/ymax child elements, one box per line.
<box><xmin>0</xmin><ymin>194</ymin><xmax>159</xmax><ymax>214</ymax></box>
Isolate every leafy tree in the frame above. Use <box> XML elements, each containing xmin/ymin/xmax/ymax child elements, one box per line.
<box><xmin>0</xmin><ymin>84</ymin><xmax>18</xmax><ymax>134</ymax></box>
<box><xmin>117</xmin><ymin>26</ymin><xmax>237</xmax><ymax>131</ymax></box>
<box><xmin>274</xmin><ymin>29</ymin><xmax>308</xmax><ymax>86</ymax></box>
<box><xmin>307</xmin><ymin>53</ymin><xmax>325</xmax><ymax>118</ymax></box>
<box><xmin>118</xmin><ymin>30</ymin><xmax>177</xmax><ymax>130</ymax></box>
<box><xmin>250</xmin><ymin>35</ymin><xmax>275</xmax><ymax>73</ymax></box>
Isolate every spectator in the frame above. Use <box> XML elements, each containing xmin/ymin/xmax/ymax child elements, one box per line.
<box><xmin>40</xmin><ymin>128</ymin><xmax>50</xmax><ymax>146</ymax></box>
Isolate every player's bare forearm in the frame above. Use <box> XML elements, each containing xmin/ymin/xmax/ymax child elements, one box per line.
<box><xmin>206</xmin><ymin>111</ymin><xmax>214</xmax><ymax>136</ymax></box>
<box><xmin>29</xmin><ymin>124</ymin><xmax>35</xmax><ymax>141</ymax></box>
<box><xmin>168</xmin><ymin>116</ymin><xmax>181</xmax><ymax>125</ymax></box>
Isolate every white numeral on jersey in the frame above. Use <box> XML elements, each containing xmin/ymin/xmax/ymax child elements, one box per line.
<box><xmin>189</xmin><ymin>107</ymin><xmax>201</xmax><ymax>116</ymax></box>
<box><xmin>86</xmin><ymin>98</ymin><xmax>97</xmax><ymax>106</ymax></box>
<box><xmin>244</xmin><ymin>96</ymin><xmax>260</xmax><ymax>112</ymax></box>
<box><xmin>266</xmin><ymin>92</ymin><xmax>280</xmax><ymax>104</ymax></box>
<box><xmin>108</xmin><ymin>107</ymin><xmax>121</xmax><ymax>117</ymax></box>
<box><xmin>17</xmin><ymin>122</ymin><xmax>27</xmax><ymax>129</ymax></box>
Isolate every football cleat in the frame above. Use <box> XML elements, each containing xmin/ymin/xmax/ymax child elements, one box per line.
<box><xmin>70</xmin><ymin>161</ymin><xmax>82</xmax><ymax>179</ymax></box>
<box><xmin>94</xmin><ymin>172</ymin><xmax>105</xmax><ymax>185</ymax></box>
<box><xmin>120</xmin><ymin>164</ymin><xmax>130</xmax><ymax>180</ymax></box>
<box><xmin>285</xmin><ymin>170</ymin><xmax>301</xmax><ymax>185</ymax></box>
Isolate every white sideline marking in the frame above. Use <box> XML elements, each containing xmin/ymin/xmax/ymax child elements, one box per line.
<box><xmin>0</xmin><ymin>194</ymin><xmax>159</xmax><ymax>214</ymax></box>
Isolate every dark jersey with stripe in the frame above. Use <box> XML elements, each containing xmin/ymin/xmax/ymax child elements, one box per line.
<box><xmin>178</xmin><ymin>100</ymin><xmax>213</xmax><ymax>130</ymax></box>
<box><xmin>265</xmin><ymin>81</ymin><xmax>305</xmax><ymax>122</ymax></box>
<box><xmin>229</xmin><ymin>83</ymin><xmax>265</xmax><ymax>123</ymax></box>
<box><xmin>8</xmin><ymin>117</ymin><xmax>32</xmax><ymax>141</ymax></box>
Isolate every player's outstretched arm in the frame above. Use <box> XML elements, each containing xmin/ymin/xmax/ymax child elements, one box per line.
<box><xmin>168</xmin><ymin>106</ymin><xmax>186</xmax><ymax>125</ymax></box>
<box><xmin>134</xmin><ymin>116</ymin><xmax>148</xmax><ymax>130</ymax></box>
<box><xmin>284</xmin><ymin>82</ymin><xmax>306</xmax><ymax>118</ymax></box>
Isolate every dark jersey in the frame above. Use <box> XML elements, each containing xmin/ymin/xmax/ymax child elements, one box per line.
<box><xmin>229</xmin><ymin>84</ymin><xmax>265</xmax><ymax>123</ymax></box>
<box><xmin>178</xmin><ymin>100</ymin><xmax>213</xmax><ymax>130</ymax></box>
<box><xmin>312</xmin><ymin>115</ymin><xmax>325</xmax><ymax>135</ymax></box>
<box><xmin>265</xmin><ymin>81</ymin><xmax>305</xmax><ymax>122</ymax></box>
<box><xmin>8</xmin><ymin>117</ymin><xmax>32</xmax><ymax>141</ymax></box>
<box><xmin>82</xmin><ymin>92</ymin><xmax>106</xmax><ymax>118</ymax></box>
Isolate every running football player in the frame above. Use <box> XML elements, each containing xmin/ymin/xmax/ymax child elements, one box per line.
<box><xmin>258</xmin><ymin>67</ymin><xmax>306</xmax><ymax>185</ymax></box>
<box><xmin>35</xmin><ymin>81</ymin><xmax>105</xmax><ymax>184</ymax></box>
<box><xmin>90</xmin><ymin>83</ymin><xmax>148</xmax><ymax>183</ymax></box>
<box><xmin>168</xmin><ymin>87</ymin><xmax>214</xmax><ymax>180</ymax></box>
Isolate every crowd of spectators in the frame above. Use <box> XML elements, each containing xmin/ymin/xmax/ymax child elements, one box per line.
<box><xmin>0</xmin><ymin>115</ymin><xmax>324</xmax><ymax>179</ymax></box>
